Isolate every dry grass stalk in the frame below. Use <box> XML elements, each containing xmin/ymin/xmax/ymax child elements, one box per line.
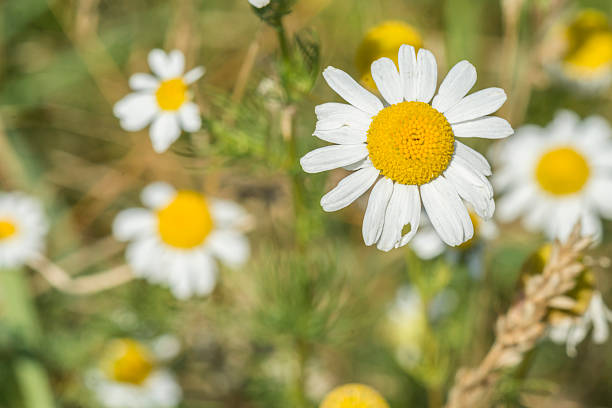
<box><xmin>445</xmin><ymin>223</ymin><xmax>592</xmax><ymax>408</ymax></box>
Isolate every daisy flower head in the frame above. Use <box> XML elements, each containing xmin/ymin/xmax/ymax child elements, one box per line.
<box><xmin>301</xmin><ymin>45</ymin><xmax>512</xmax><ymax>251</ymax></box>
<box><xmin>113</xmin><ymin>182</ymin><xmax>250</xmax><ymax>299</ymax></box>
<box><xmin>356</xmin><ymin>21</ymin><xmax>423</xmax><ymax>90</ymax></box>
<box><xmin>249</xmin><ymin>0</ymin><xmax>270</xmax><ymax>8</ymax></box>
<box><xmin>87</xmin><ymin>338</ymin><xmax>182</xmax><ymax>408</ymax></box>
<box><xmin>113</xmin><ymin>49</ymin><xmax>205</xmax><ymax>153</ymax></box>
<box><xmin>495</xmin><ymin>110</ymin><xmax>612</xmax><ymax>241</ymax></box>
<box><xmin>320</xmin><ymin>384</ymin><xmax>390</xmax><ymax>408</ymax></box>
<box><xmin>0</xmin><ymin>192</ymin><xmax>47</xmax><ymax>268</ymax></box>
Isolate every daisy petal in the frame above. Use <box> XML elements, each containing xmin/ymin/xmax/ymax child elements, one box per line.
<box><xmin>497</xmin><ymin>184</ymin><xmax>535</xmax><ymax>222</ymax></box>
<box><xmin>112</xmin><ymin>208</ymin><xmax>155</xmax><ymax>241</ymax></box>
<box><xmin>210</xmin><ymin>200</ymin><xmax>248</xmax><ymax>229</ymax></box>
<box><xmin>452</xmin><ymin>116</ymin><xmax>514</xmax><ymax>139</ymax></box>
<box><xmin>150</xmin><ymin>114</ymin><xmax>181</xmax><ymax>153</ymax></box>
<box><xmin>300</xmin><ymin>144</ymin><xmax>369</xmax><ymax>173</ymax></box>
<box><xmin>398</xmin><ymin>44</ymin><xmax>418</xmax><ymax>101</ymax></box>
<box><xmin>323</xmin><ymin>67</ymin><xmax>384</xmax><ymax>115</ymax></box>
<box><xmin>416</xmin><ymin>48</ymin><xmax>437</xmax><ymax>103</ymax></box>
<box><xmin>191</xmin><ymin>253</ymin><xmax>218</xmax><ymax>296</ymax></box>
<box><xmin>166</xmin><ymin>50</ymin><xmax>185</xmax><ymax>78</ymax></box>
<box><xmin>432</xmin><ymin>60</ymin><xmax>477</xmax><ymax>113</ymax></box>
<box><xmin>129</xmin><ymin>73</ymin><xmax>159</xmax><ymax>91</ymax></box>
<box><xmin>314</xmin><ymin>126</ymin><xmax>367</xmax><ymax>144</ymax></box>
<box><xmin>320</xmin><ymin>167</ymin><xmax>379</xmax><ymax>212</ymax></box>
<box><xmin>148</xmin><ymin>49</ymin><xmax>172</xmax><ymax>79</ymax></box>
<box><xmin>363</xmin><ymin>177</ymin><xmax>393</xmax><ymax>246</ymax></box>
<box><xmin>207</xmin><ymin>230</ymin><xmax>250</xmax><ymax>268</ymax></box>
<box><xmin>343</xmin><ymin>157</ymin><xmax>373</xmax><ymax>171</ymax></box>
<box><xmin>454</xmin><ymin>141</ymin><xmax>492</xmax><ymax>176</ymax></box>
<box><xmin>141</xmin><ymin>182</ymin><xmax>176</xmax><ymax>209</ymax></box>
<box><xmin>314</xmin><ymin>103</ymin><xmax>372</xmax><ymax>131</ymax></box>
<box><xmin>410</xmin><ymin>225</ymin><xmax>445</xmax><ymax>259</ymax></box>
<box><xmin>113</xmin><ymin>94</ymin><xmax>158</xmax><ymax>131</ymax></box>
<box><xmin>178</xmin><ymin>102</ymin><xmax>201</xmax><ymax>132</ymax></box>
<box><xmin>371</xmin><ymin>57</ymin><xmax>403</xmax><ymax>105</ymax></box>
<box><xmin>184</xmin><ymin>66</ymin><xmax>205</xmax><ymax>84</ymax></box>
<box><xmin>377</xmin><ymin>183</ymin><xmax>421</xmax><ymax>251</ymax></box>
<box><xmin>589</xmin><ymin>177</ymin><xmax>612</xmax><ymax>217</ymax></box>
<box><xmin>444</xmin><ymin>157</ymin><xmax>495</xmax><ymax>219</ymax></box>
<box><xmin>444</xmin><ymin>87</ymin><xmax>507</xmax><ymax>123</ymax></box>
<box><xmin>421</xmin><ymin>176</ymin><xmax>473</xmax><ymax>246</ymax></box>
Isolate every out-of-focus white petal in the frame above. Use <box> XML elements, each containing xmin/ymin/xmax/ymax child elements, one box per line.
<box><xmin>183</xmin><ymin>66</ymin><xmax>205</xmax><ymax>84</ymax></box>
<box><xmin>141</xmin><ymin>182</ymin><xmax>176</xmax><ymax>209</ymax></box>
<box><xmin>207</xmin><ymin>230</ymin><xmax>250</xmax><ymax>268</ymax></box>
<box><xmin>178</xmin><ymin>102</ymin><xmax>201</xmax><ymax>132</ymax></box>
<box><xmin>112</xmin><ymin>208</ymin><xmax>155</xmax><ymax>241</ymax></box>
<box><xmin>129</xmin><ymin>73</ymin><xmax>160</xmax><ymax>91</ymax></box>
<box><xmin>114</xmin><ymin>94</ymin><xmax>158</xmax><ymax>131</ymax></box>
<box><xmin>150</xmin><ymin>114</ymin><xmax>181</xmax><ymax>153</ymax></box>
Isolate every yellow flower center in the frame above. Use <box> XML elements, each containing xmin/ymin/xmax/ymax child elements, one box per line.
<box><xmin>155</xmin><ymin>78</ymin><xmax>187</xmax><ymax>111</ymax></box>
<box><xmin>535</xmin><ymin>147</ymin><xmax>590</xmax><ymax>196</ymax></box>
<box><xmin>105</xmin><ymin>339</ymin><xmax>154</xmax><ymax>385</ymax></box>
<box><xmin>367</xmin><ymin>101</ymin><xmax>454</xmax><ymax>185</ymax></box>
<box><xmin>356</xmin><ymin>21</ymin><xmax>422</xmax><ymax>90</ymax></box>
<box><xmin>0</xmin><ymin>219</ymin><xmax>17</xmax><ymax>240</ymax></box>
<box><xmin>564</xmin><ymin>32</ymin><xmax>612</xmax><ymax>71</ymax></box>
<box><xmin>563</xmin><ymin>10</ymin><xmax>612</xmax><ymax>73</ymax></box>
<box><xmin>320</xmin><ymin>384</ymin><xmax>390</xmax><ymax>408</ymax></box>
<box><xmin>157</xmin><ymin>190</ymin><xmax>214</xmax><ymax>249</ymax></box>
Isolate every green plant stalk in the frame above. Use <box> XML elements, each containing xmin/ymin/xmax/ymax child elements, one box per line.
<box><xmin>0</xmin><ymin>267</ymin><xmax>55</xmax><ymax>408</ymax></box>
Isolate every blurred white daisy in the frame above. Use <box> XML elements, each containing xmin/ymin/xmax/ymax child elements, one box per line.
<box><xmin>113</xmin><ymin>182</ymin><xmax>250</xmax><ymax>299</ymax></box>
<box><xmin>114</xmin><ymin>49</ymin><xmax>205</xmax><ymax>153</ymax></box>
<box><xmin>384</xmin><ymin>286</ymin><xmax>425</xmax><ymax>370</ymax></box>
<box><xmin>495</xmin><ymin>110</ymin><xmax>612</xmax><ymax>241</ymax></box>
<box><xmin>301</xmin><ymin>45</ymin><xmax>512</xmax><ymax>251</ymax></box>
<box><xmin>0</xmin><ymin>192</ymin><xmax>47</xmax><ymax>268</ymax></box>
<box><xmin>249</xmin><ymin>0</ymin><xmax>270</xmax><ymax>8</ymax></box>
<box><xmin>549</xmin><ymin>291</ymin><xmax>612</xmax><ymax>357</ymax></box>
<box><xmin>411</xmin><ymin>210</ymin><xmax>498</xmax><ymax>259</ymax></box>
<box><xmin>87</xmin><ymin>338</ymin><xmax>181</xmax><ymax>408</ymax></box>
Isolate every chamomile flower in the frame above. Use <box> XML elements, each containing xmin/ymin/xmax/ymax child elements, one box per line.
<box><xmin>249</xmin><ymin>0</ymin><xmax>270</xmax><ymax>8</ymax></box>
<box><xmin>87</xmin><ymin>338</ymin><xmax>182</xmax><ymax>408</ymax></box>
<box><xmin>114</xmin><ymin>49</ymin><xmax>205</xmax><ymax>153</ymax></box>
<box><xmin>320</xmin><ymin>384</ymin><xmax>389</xmax><ymax>408</ymax></box>
<box><xmin>0</xmin><ymin>192</ymin><xmax>47</xmax><ymax>268</ymax></box>
<box><xmin>411</xmin><ymin>210</ymin><xmax>498</xmax><ymax>259</ymax></box>
<box><xmin>495</xmin><ymin>110</ymin><xmax>612</xmax><ymax>241</ymax></box>
<box><xmin>555</xmin><ymin>9</ymin><xmax>612</xmax><ymax>89</ymax></box>
<box><xmin>113</xmin><ymin>182</ymin><xmax>250</xmax><ymax>299</ymax></box>
<box><xmin>356</xmin><ymin>21</ymin><xmax>423</xmax><ymax>90</ymax></box>
<box><xmin>549</xmin><ymin>291</ymin><xmax>612</xmax><ymax>357</ymax></box>
<box><xmin>301</xmin><ymin>45</ymin><xmax>512</xmax><ymax>251</ymax></box>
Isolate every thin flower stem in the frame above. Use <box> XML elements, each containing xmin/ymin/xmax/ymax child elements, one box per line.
<box><xmin>0</xmin><ymin>267</ymin><xmax>55</xmax><ymax>408</ymax></box>
<box><xmin>293</xmin><ymin>339</ymin><xmax>311</xmax><ymax>408</ymax></box>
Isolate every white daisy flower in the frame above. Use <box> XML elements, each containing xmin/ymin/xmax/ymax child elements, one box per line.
<box><xmin>411</xmin><ymin>210</ymin><xmax>498</xmax><ymax>259</ymax></box>
<box><xmin>549</xmin><ymin>291</ymin><xmax>612</xmax><ymax>357</ymax></box>
<box><xmin>113</xmin><ymin>182</ymin><xmax>250</xmax><ymax>299</ymax></box>
<box><xmin>0</xmin><ymin>192</ymin><xmax>47</xmax><ymax>268</ymax></box>
<box><xmin>495</xmin><ymin>110</ymin><xmax>612</xmax><ymax>241</ymax></box>
<box><xmin>114</xmin><ymin>49</ymin><xmax>205</xmax><ymax>153</ymax></box>
<box><xmin>87</xmin><ymin>338</ymin><xmax>182</xmax><ymax>408</ymax></box>
<box><xmin>300</xmin><ymin>45</ymin><xmax>512</xmax><ymax>251</ymax></box>
<box><xmin>249</xmin><ymin>0</ymin><xmax>270</xmax><ymax>8</ymax></box>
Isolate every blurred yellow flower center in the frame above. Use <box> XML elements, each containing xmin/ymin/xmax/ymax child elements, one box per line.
<box><xmin>563</xmin><ymin>10</ymin><xmax>612</xmax><ymax>73</ymax></box>
<box><xmin>157</xmin><ymin>191</ymin><xmax>214</xmax><ymax>249</ymax></box>
<box><xmin>155</xmin><ymin>78</ymin><xmax>187</xmax><ymax>111</ymax></box>
<box><xmin>356</xmin><ymin>21</ymin><xmax>422</xmax><ymax>90</ymax></box>
<box><xmin>320</xmin><ymin>384</ymin><xmax>390</xmax><ymax>408</ymax></box>
<box><xmin>0</xmin><ymin>219</ymin><xmax>17</xmax><ymax>240</ymax></box>
<box><xmin>535</xmin><ymin>147</ymin><xmax>590</xmax><ymax>195</ymax></box>
<box><xmin>106</xmin><ymin>339</ymin><xmax>154</xmax><ymax>385</ymax></box>
<box><xmin>367</xmin><ymin>101</ymin><xmax>454</xmax><ymax>185</ymax></box>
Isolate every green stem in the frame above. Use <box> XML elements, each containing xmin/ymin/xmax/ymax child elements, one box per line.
<box><xmin>293</xmin><ymin>339</ymin><xmax>310</xmax><ymax>408</ymax></box>
<box><xmin>275</xmin><ymin>19</ymin><xmax>291</xmax><ymax>67</ymax></box>
<box><xmin>0</xmin><ymin>268</ymin><xmax>55</xmax><ymax>408</ymax></box>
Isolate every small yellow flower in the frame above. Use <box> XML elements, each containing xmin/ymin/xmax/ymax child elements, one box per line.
<box><xmin>321</xmin><ymin>384</ymin><xmax>390</xmax><ymax>408</ymax></box>
<box><xmin>103</xmin><ymin>339</ymin><xmax>155</xmax><ymax>385</ymax></box>
<box><xmin>356</xmin><ymin>21</ymin><xmax>422</xmax><ymax>90</ymax></box>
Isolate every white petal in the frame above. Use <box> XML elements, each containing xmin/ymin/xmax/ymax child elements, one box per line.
<box><xmin>416</xmin><ymin>48</ymin><xmax>437</xmax><ymax>103</ymax></box>
<box><xmin>420</xmin><ymin>176</ymin><xmax>473</xmax><ymax>246</ymax></box>
<box><xmin>444</xmin><ymin>157</ymin><xmax>494</xmax><ymax>219</ymax></box>
<box><xmin>150</xmin><ymin>114</ymin><xmax>181</xmax><ymax>153</ymax></box>
<box><xmin>210</xmin><ymin>200</ymin><xmax>248</xmax><ymax>229</ymax></box>
<box><xmin>588</xmin><ymin>177</ymin><xmax>612</xmax><ymax>218</ymax></box>
<box><xmin>129</xmin><ymin>73</ymin><xmax>160</xmax><ymax>91</ymax></box>
<box><xmin>322</xmin><ymin>67</ymin><xmax>383</xmax><ymax>115</ymax></box>
<box><xmin>313</xmin><ymin>126</ymin><xmax>367</xmax><ymax>144</ymax></box>
<box><xmin>451</xmin><ymin>116</ymin><xmax>514</xmax><ymax>139</ymax></box>
<box><xmin>590</xmin><ymin>293</ymin><xmax>611</xmax><ymax>344</ymax></box>
<box><xmin>343</xmin><ymin>157</ymin><xmax>373</xmax><ymax>171</ymax></box>
<box><xmin>112</xmin><ymin>208</ymin><xmax>155</xmax><ymax>241</ymax></box>
<box><xmin>183</xmin><ymin>66</ymin><xmax>206</xmax><ymax>84</ymax></box>
<box><xmin>398</xmin><ymin>44</ymin><xmax>418</xmax><ymax>102</ymax></box>
<box><xmin>148</xmin><ymin>49</ymin><xmax>172</xmax><ymax>79</ymax></box>
<box><xmin>371</xmin><ymin>57</ymin><xmax>403</xmax><ymax>105</ymax></box>
<box><xmin>444</xmin><ymin>88</ymin><xmax>507</xmax><ymax>124</ymax></box>
<box><xmin>454</xmin><ymin>141</ymin><xmax>492</xmax><ymax>176</ymax></box>
<box><xmin>178</xmin><ymin>102</ymin><xmax>201</xmax><ymax>132</ymax></box>
<box><xmin>249</xmin><ymin>0</ymin><xmax>271</xmax><ymax>8</ymax></box>
<box><xmin>377</xmin><ymin>184</ymin><xmax>421</xmax><ymax>251</ymax></box>
<box><xmin>320</xmin><ymin>167</ymin><xmax>379</xmax><ymax>212</ymax></box>
<box><xmin>190</xmin><ymin>253</ymin><xmax>218</xmax><ymax>296</ymax></box>
<box><xmin>497</xmin><ymin>185</ymin><xmax>535</xmax><ymax>222</ymax></box>
<box><xmin>141</xmin><ymin>182</ymin><xmax>176</xmax><ymax>209</ymax></box>
<box><xmin>113</xmin><ymin>93</ymin><xmax>158</xmax><ymax>131</ymax></box>
<box><xmin>432</xmin><ymin>60</ymin><xmax>477</xmax><ymax>113</ymax></box>
<box><xmin>410</xmin><ymin>227</ymin><xmax>445</xmax><ymax>259</ymax></box>
<box><xmin>362</xmin><ymin>178</ymin><xmax>394</xmax><ymax>246</ymax></box>
<box><xmin>207</xmin><ymin>230</ymin><xmax>250</xmax><ymax>268</ymax></box>
<box><xmin>300</xmin><ymin>144</ymin><xmax>368</xmax><ymax>173</ymax></box>
<box><xmin>315</xmin><ymin>103</ymin><xmax>372</xmax><ymax>131</ymax></box>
